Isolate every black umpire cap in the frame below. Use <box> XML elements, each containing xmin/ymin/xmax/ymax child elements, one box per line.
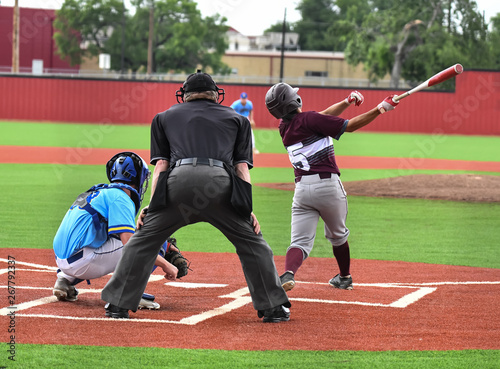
<box><xmin>183</xmin><ymin>70</ymin><xmax>218</xmax><ymax>93</ymax></box>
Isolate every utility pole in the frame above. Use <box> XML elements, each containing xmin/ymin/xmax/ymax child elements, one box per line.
<box><xmin>147</xmin><ymin>0</ymin><xmax>154</xmax><ymax>75</ymax></box>
<box><xmin>12</xmin><ymin>0</ymin><xmax>20</xmax><ymax>73</ymax></box>
<box><xmin>279</xmin><ymin>8</ymin><xmax>286</xmax><ymax>82</ymax></box>
<box><xmin>121</xmin><ymin>0</ymin><xmax>126</xmax><ymax>75</ymax></box>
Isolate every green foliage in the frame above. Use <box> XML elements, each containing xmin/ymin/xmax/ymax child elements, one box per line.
<box><xmin>488</xmin><ymin>14</ymin><xmax>500</xmax><ymax>69</ymax></box>
<box><xmin>54</xmin><ymin>0</ymin><xmax>125</xmax><ymax>66</ymax></box>
<box><xmin>294</xmin><ymin>0</ymin><xmax>497</xmax><ymax>88</ymax></box>
<box><xmin>54</xmin><ymin>0</ymin><xmax>229</xmax><ymax>73</ymax></box>
<box><xmin>264</xmin><ymin>21</ymin><xmax>294</xmax><ymax>34</ymax></box>
<box><xmin>294</xmin><ymin>0</ymin><xmax>346</xmax><ymax>51</ymax></box>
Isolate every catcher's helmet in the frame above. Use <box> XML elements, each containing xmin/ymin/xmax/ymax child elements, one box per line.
<box><xmin>106</xmin><ymin>152</ymin><xmax>151</xmax><ymax>203</ymax></box>
<box><xmin>265</xmin><ymin>82</ymin><xmax>302</xmax><ymax>119</ymax></box>
<box><xmin>175</xmin><ymin>69</ymin><xmax>225</xmax><ymax>104</ymax></box>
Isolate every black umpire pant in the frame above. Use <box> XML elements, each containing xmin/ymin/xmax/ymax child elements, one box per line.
<box><xmin>101</xmin><ymin>164</ymin><xmax>290</xmax><ymax>312</ymax></box>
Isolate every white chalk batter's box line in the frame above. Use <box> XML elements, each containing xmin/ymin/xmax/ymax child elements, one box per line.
<box><xmin>1</xmin><ymin>259</ymin><xmax>500</xmax><ymax>325</ymax></box>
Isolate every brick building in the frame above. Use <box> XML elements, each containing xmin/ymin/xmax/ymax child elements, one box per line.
<box><xmin>0</xmin><ymin>6</ymin><xmax>77</xmax><ymax>73</ymax></box>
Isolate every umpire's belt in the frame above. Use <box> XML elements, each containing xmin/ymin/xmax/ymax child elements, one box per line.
<box><xmin>175</xmin><ymin>158</ymin><xmax>224</xmax><ymax>168</ymax></box>
<box><xmin>67</xmin><ymin>250</ymin><xmax>84</xmax><ymax>264</ymax></box>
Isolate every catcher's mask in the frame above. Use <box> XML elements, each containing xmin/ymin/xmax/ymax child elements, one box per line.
<box><xmin>265</xmin><ymin>82</ymin><xmax>302</xmax><ymax>119</ymax></box>
<box><xmin>175</xmin><ymin>69</ymin><xmax>225</xmax><ymax>104</ymax></box>
<box><xmin>106</xmin><ymin>151</ymin><xmax>151</xmax><ymax>204</ymax></box>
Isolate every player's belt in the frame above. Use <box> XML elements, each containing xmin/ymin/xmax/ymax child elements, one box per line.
<box><xmin>175</xmin><ymin>158</ymin><xmax>224</xmax><ymax>168</ymax></box>
<box><xmin>295</xmin><ymin>173</ymin><xmax>333</xmax><ymax>183</ymax></box>
<box><xmin>67</xmin><ymin>250</ymin><xmax>84</xmax><ymax>264</ymax></box>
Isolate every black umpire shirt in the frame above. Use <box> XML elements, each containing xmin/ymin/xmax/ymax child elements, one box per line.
<box><xmin>150</xmin><ymin>99</ymin><xmax>253</xmax><ymax>168</ymax></box>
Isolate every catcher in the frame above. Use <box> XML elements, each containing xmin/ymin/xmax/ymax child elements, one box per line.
<box><xmin>52</xmin><ymin>152</ymin><xmax>190</xmax><ymax>314</ymax></box>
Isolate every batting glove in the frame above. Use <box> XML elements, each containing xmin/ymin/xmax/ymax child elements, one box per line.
<box><xmin>345</xmin><ymin>90</ymin><xmax>364</xmax><ymax>106</ymax></box>
<box><xmin>377</xmin><ymin>95</ymin><xmax>399</xmax><ymax>114</ymax></box>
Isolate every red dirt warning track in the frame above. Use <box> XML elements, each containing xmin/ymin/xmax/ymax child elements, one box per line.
<box><xmin>1</xmin><ymin>249</ymin><xmax>499</xmax><ymax>351</ymax></box>
<box><xmin>2</xmin><ymin>145</ymin><xmax>500</xmax><ymax>171</ymax></box>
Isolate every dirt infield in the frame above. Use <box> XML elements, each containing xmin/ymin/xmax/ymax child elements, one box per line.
<box><xmin>259</xmin><ymin>174</ymin><xmax>500</xmax><ymax>203</ymax></box>
<box><xmin>1</xmin><ymin>249</ymin><xmax>499</xmax><ymax>351</ymax></box>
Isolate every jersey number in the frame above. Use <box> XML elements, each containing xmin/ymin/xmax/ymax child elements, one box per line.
<box><xmin>287</xmin><ymin>142</ymin><xmax>310</xmax><ymax>171</ymax></box>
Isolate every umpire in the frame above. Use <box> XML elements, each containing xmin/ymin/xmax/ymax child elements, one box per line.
<box><xmin>101</xmin><ymin>71</ymin><xmax>291</xmax><ymax>323</ymax></box>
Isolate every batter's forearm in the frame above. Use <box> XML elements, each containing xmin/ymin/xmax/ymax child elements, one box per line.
<box><xmin>345</xmin><ymin>107</ymin><xmax>381</xmax><ymax>132</ymax></box>
<box><xmin>319</xmin><ymin>100</ymin><xmax>350</xmax><ymax>116</ymax></box>
<box><xmin>150</xmin><ymin>159</ymin><xmax>169</xmax><ymax>199</ymax></box>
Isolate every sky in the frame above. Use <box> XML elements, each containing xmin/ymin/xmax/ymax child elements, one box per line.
<box><xmin>1</xmin><ymin>0</ymin><xmax>499</xmax><ymax>36</ymax></box>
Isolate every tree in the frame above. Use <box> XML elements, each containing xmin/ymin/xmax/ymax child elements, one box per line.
<box><xmin>53</xmin><ymin>0</ymin><xmax>125</xmax><ymax>66</ymax></box>
<box><xmin>293</xmin><ymin>0</ymin><xmax>343</xmax><ymax>51</ymax></box>
<box><xmin>264</xmin><ymin>21</ymin><xmax>294</xmax><ymax>34</ymax></box>
<box><xmin>487</xmin><ymin>14</ymin><xmax>500</xmax><ymax>69</ymax></box>
<box><xmin>289</xmin><ymin>0</ymin><xmax>372</xmax><ymax>51</ymax></box>
<box><xmin>340</xmin><ymin>0</ymin><xmax>492</xmax><ymax>87</ymax></box>
<box><xmin>292</xmin><ymin>0</ymin><xmax>495</xmax><ymax>88</ymax></box>
<box><xmin>54</xmin><ymin>0</ymin><xmax>230</xmax><ymax>74</ymax></box>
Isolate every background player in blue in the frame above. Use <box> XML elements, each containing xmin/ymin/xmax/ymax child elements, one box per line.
<box><xmin>265</xmin><ymin>83</ymin><xmax>399</xmax><ymax>292</ymax></box>
<box><xmin>231</xmin><ymin>92</ymin><xmax>259</xmax><ymax>154</ymax></box>
<box><xmin>52</xmin><ymin>152</ymin><xmax>179</xmax><ymax>310</ymax></box>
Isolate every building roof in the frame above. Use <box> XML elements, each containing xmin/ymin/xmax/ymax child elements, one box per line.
<box><xmin>224</xmin><ymin>50</ymin><xmax>346</xmax><ymax>60</ymax></box>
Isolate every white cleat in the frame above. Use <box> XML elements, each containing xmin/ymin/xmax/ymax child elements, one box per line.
<box><xmin>138</xmin><ymin>298</ymin><xmax>160</xmax><ymax>310</ymax></box>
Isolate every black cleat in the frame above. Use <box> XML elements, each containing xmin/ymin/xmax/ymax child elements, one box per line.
<box><xmin>104</xmin><ymin>303</ymin><xmax>130</xmax><ymax>319</ymax></box>
<box><xmin>258</xmin><ymin>305</ymin><xmax>290</xmax><ymax>323</ymax></box>
<box><xmin>329</xmin><ymin>274</ymin><xmax>353</xmax><ymax>290</ymax></box>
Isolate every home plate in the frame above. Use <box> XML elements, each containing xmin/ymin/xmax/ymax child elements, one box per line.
<box><xmin>165</xmin><ymin>282</ymin><xmax>228</xmax><ymax>288</ymax></box>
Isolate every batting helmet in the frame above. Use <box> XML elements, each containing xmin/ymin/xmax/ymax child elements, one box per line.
<box><xmin>175</xmin><ymin>69</ymin><xmax>225</xmax><ymax>104</ymax></box>
<box><xmin>265</xmin><ymin>82</ymin><xmax>302</xmax><ymax>119</ymax></box>
<box><xmin>106</xmin><ymin>152</ymin><xmax>151</xmax><ymax>203</ymax></box>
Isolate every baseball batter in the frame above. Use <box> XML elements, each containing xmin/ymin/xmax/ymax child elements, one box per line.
<box><xmin>52</xmin><ymin>152</ymin><xmax>179</xmax><ymax>310</ymax></box>
<box><xmin>265</xmin><ymin>83</ymin><xmax>399</xmax><ymax>291</ymax></box>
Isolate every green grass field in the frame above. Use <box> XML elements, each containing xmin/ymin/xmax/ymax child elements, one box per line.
<box><xmin>1</xmin><ymin>121</ymin><xmax>499</xmax><ymax>368</ymax></box>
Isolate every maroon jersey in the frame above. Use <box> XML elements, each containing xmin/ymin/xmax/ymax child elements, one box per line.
<box><xmin>279</xmin><ymin>111</ymin><xmax>348</xmax><ymax>177</ymax></box>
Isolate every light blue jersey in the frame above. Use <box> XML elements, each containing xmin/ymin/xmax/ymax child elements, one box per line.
<box><xmin>231</xmin><ymin>99</ymin><xmax>253</xmax><ymax>118</ymax></box>
<box><xmin>53</xmin><ymin>187</ymin><xmax>136</xmax><ymax>259</ymax></box>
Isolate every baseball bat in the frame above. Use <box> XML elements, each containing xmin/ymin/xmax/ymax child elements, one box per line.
<box><xmin>393</xmin><ymin>64</ymin><xmax>463</xmax><ymax>102</ymax></box>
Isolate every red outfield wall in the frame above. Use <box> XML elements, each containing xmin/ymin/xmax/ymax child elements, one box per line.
<box><xmin>0</xmin><ymin>70</ymin><xmax>499</xmax><ymax>135</ymax></box>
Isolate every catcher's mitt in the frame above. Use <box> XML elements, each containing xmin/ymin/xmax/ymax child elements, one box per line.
<box><xmin>162</xmin><ymin>237</ymin><xmax>191</xmax><ymax>278</ymax></box>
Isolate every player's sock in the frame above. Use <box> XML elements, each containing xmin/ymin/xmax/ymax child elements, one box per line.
<box><xmin>284</xmin><ymin>247</ymin><xmax>305</xmax><ymax>274</ymax></box>
<box><xmin>333</xmin><ymin>241</ymin><xmax>351</xmax><ymax>277</ymax></box>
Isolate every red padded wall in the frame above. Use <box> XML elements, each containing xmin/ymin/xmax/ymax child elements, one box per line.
<box><xmin>1</xmin><ymin>70</ymin><xmax>499</xmax><ymax>135</ymax></box>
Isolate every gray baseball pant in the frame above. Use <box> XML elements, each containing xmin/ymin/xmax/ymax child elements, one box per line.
<box><xmin>289</xmin><ymin>173</ymin><xmax>350</xmax><ymax>258</ymax></box>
